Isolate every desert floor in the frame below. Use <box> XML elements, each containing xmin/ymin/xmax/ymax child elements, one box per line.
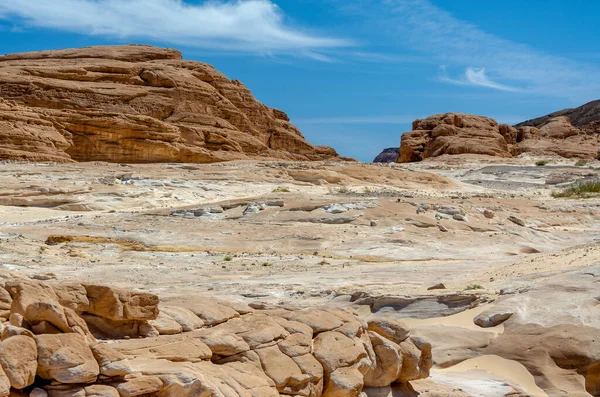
<box><xmin>1</xmin><ymin>156</ymin><xmax>599</xmax><ymax>396</ymax></box>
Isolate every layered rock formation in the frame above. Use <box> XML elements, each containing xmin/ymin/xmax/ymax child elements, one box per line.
<box><xmin>372</xmin><ymin>148</ymin><xmax>399</xmax><ymax>163</ymax></box>
<box><xmin>0</xmin><ymin>45</ymin><xmax>340</xmax><ymax>163</ymax></box>
<box><xmin>397</xmin><ymin>106</ymin><xmax>600</xmax><ymax>163</ymax></box>
<box><xmin>516</xmin><ymin>99</ymin><xmax>600</xmax><ymax>128</ymax></box>
<box><xmin>0</xmin><ymin>275</ymin><xmax>431</xmax><ymax>397</ymax></box>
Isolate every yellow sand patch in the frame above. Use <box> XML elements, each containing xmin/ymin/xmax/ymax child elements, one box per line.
<box><xmin>438</xmin><ymin>355</ymin><xmax>547</xmax><ymax>397</ymax></box>
<box><xmin>401</xmin><ymin>304</ymin><xmax>504</xmax><ymax>334</ymax></box>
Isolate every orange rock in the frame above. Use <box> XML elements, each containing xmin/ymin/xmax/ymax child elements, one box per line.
<box><xmin>0</xmin><ymin>45</ymin><xmax>340</xmax><ymax>163</ymax></box>
<box><xmin>398</xmin><ymin>111</ymin><xmax>600</xmax><ymax>162</ymax></box>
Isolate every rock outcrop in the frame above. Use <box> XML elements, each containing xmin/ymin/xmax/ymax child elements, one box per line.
<box><xmin>0</xmin><ymin>45</ymin><xmax>341</xmax><ymax>163</ymax></box>
<box><xmin>516</xmin><ymin>99</ymin><xmax>600</xmax><ymax>128</ymax></box>
<box><xmin>372</xmin><ymin>148</ymin><xmax>399</xmax><ymax>163</ymax></box>
<box><xmin>0</xmin><ymin>275</ymin><xmax>431</xmax><ymax>397</ymax></box>
<box><xmin>397</xmin><ymin>111</ymin><xmax>600</xmax><ymax>162</ymax></box>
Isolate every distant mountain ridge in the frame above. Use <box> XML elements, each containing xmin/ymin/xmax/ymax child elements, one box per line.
<box><xmin>516</xmin><ymin>99</ymin><xmax>600</xmax><ymax>128</ymax></box>
<box><xmin>373</xmin><ymin>147</ymin><xmax>399</xmax><ymax>163</ymax></box>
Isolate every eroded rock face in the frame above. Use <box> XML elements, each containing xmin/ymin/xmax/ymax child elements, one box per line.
<box><xmin>0</xmin><ymin>45</ymin><xmax>341</xmax><ymax>163</ymax></box>
<box><xmin>0</xmin><ymin>277</ymin><xmax>432</xmax><ymax>397</ymax></box>
<box><xmin>397</xmin><ymin>112</ymin><xmax>600</xmax><ymax>162</ymax></box>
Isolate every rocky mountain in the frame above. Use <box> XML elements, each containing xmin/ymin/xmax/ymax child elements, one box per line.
<box><xmin>372</xmin><ymin>147</ymin><xmax>399</xmax><ymax>163</ymax></box>
<box><xmin>0</xmin><ymin>45</ymin><xmax>341</xmax><ymax>163</ymax></box>
<box><xmin>397</xmin><ymin>109</ymin><xmax>600</xmax><ymax>163</ymax></box>
<box><xmin>516</xmin><ymin>99</ymin><xmax>600</xmax><ymax>128</ymax></box>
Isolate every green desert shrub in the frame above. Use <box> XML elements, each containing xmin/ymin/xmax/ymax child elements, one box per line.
<box><xmin>535</xmin><ymin>160</ymin><xmax>548</xmax><ymax>166</ymax></box>
<box><xmin>272</xmin><ymin>187</ymin><xmax>290</xmax><ymax>193</ymax></box>
<box><xmin>575</xmin><ymin>159</ymin><xmax>588</xmax><ymax>167</ymax></box>
<box><xmin>552</xmin><ymin>181</ymin><xmax>600</xmax><ymax>198</ymax></box>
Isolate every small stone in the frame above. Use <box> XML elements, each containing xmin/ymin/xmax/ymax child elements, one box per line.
<box><xmin>370</xmin><ymin>220</ymin><xmax>379</xmax><ymax>227</ymax></box>
<box><xmin>508</xmin><ymin>216</ymin><xmax>526</xmax><ymax>227</ymax></box>
<box><xmin>452</xmin><ymin>214</ymin><xmax>468</xmax><ymax>222</ymax></box>
<box><xmin>324</xmin><ymin>204</ymin><xmax>349</xmax><ymax>214</ymax></box>
<box><xmin>427</xmin><ymin>283</ymin><xmax>446</xmax><ymax>290</ymax></box>
<box><xmin>30</xmin><ymin>388</ymin><xmax>48</xmax><ymax>397</ymax></box>
<box><xmin>243</xmin><ymin>203</ymin><xmax>262</xmax><ymax>215</ymax></box>
<box><xmin>474</xmin><ymin>311</ymin><xmax>514</xmax><ymax>328</ymax></box>
<box><xmin>438</xmin><ymin>225</ymin><xmax>448</xmax><ymax>232</ymax></box>
<box><xmin>483</xmin><ymin>209</ymin><xmax>494</xmax><ymax>219</ymax></box>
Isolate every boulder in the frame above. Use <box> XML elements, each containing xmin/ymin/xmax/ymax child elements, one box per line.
<box><xmin>149</xmin><ymin>312</ymin><xmax>183</xmax><ymax>335</ymax></box>
<box><xmin>36</xmin><ymin>334</ymin><xmax>100</xmax><ymax>384</ymax></box>
<box><xmin>397</xmin><ymin>339</ymin><xmax>432</xmax><ymax>383</ymax></box>
<box><xmin>366</xmin><ymin>319</ymin><xmax>410</xmax><ymax>344</ymax></box>
<box><xmin>160</xmin><ymin>306</ymin><xmax>204</xmax><ymax>332</ymax></box>
<box><xmin>90</xmin><ymin>344</ymin><xmax>133</xmax><ymax>378</ymax></box>
<box><xmin>0</xmin><ymin>335</ymin><xmax>37</xmax><ymax>390</ymax></box>
<box><xmin>362</xmin><ymin>331</ymin><xmax>403</xmax><ymax>387</ymax></box>
<box><xmin>474</xmin><ymin>310</ymin><xmax>514</xmax><ymax>328</ymax></box>
<box><xmin>6</xmin><ymin>281</ymin><xmax>71</xmax><ymax>333</ymax></box>
<box><xmin>84</xmin><ymin>285</ymin><xmax>158</xmax><ymax>321</ymax></box>
<box><xmin>115</xmin><ymin>377</ymin><xmax>163</xmax><ymax>397</ymax></box>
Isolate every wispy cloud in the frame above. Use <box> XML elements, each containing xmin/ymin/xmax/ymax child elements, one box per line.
<box><xmin>438</xmin><ymin>66</ymin><xmax>522</xmax><ymax>92</ymax></box>
<box><xmin>336</xmin><ymin>0</ymin><xmax>600</xmax><ymax>101</ymax></box>
<box><xmin>0</xmin><ymin>0</ymin><xmax>351</xmax><ymax>55</ymax></box>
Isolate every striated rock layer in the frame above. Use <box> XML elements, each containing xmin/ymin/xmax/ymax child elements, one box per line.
<box><xmin>0</xmin><ymin>275</ymin><xmax>432</xmax><ymax>397</ymax></box>
<box><xmin>397</xmin><ymin>111</ymin><xmax>600</xmax><ymax>163</ymax></box>
<box><xmin>0</xmin><ymin>45</ymin><xmax>341</xmax><ymax>163</ymax></box>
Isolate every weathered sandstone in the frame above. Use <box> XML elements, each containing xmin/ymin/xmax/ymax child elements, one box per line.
<box><xmin>397</xmin><ymin>111</ymin><xmax>600</xmax><ymax>162</ymax></box>
<box><xmin>0</xmin><ymin>45</ymin><xmax>341</xmax><ymax>163</ymax></box>
<box><xmin>0</xmin><ymin>277</ymin><xmax>431</xmax><ymax>396</ymax></box>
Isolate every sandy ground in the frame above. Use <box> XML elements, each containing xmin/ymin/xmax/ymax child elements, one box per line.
<box><xmin>1</xmin><ymin>157</ymin><xmax>600</xmax><ymax>396</ymax></box>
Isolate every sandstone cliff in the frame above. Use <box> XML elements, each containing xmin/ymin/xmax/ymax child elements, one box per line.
<box><xmin>397</xmin><ymin>111</ymin><xmax>600</xmax><ymax>163</ymax></box>
<box><xmin>0</xmin><ymin>45</ymin><xmax>340</xmax><ymax>163</ymax></box>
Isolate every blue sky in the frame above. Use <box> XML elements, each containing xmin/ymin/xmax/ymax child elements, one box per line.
<box><xmin>1</xmin><ymin>0</ymin><xmax>599</xmax><ymax>161</ymax></box>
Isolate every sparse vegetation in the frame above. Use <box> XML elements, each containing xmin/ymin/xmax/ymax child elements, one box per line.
<box><xmin>535</xmin><ymin>160</ymin><xmax>548</xmax><ymax>166</ymax></box>
<box><xmin>262</xmin><ymin>262</ymin><xmax>273</xmax><ymax>267</ymax></box>
<box><xmin>318</xmin><ymin>260</ymin><xmax>331</xmax><ymax>266</ymax></box>
<box><xmin>465</xmin><ymin>284</ymin><xmax>484</xmax><ymax>290</ymax></box>
<box><xmin>223</xmin><ymin>255</ymin><xmax>233</xmax><ymax>262</ymax></box>
<box><xmin>575</xmin><ymin>160</ymin><xmax>588</xmax><ymax>167</ymax></box>
<box><xmin>330</xmin><ymin>185</ymin><xmax>351</xmax><ymax>194</ymax></box>
<box><xmin>272</xmin><ymin>187</ymin><xmax>290</xmax><ymax>193</ymax></box>
<box><xmin>551</xmin><ymin>181</ymin><xmax>600</xmax><ymax>198</ymax></box>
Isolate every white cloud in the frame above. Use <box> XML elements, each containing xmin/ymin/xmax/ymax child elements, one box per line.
<box><xmin>335</xmin><ymin>0</ymin><xmax>600</xmax><ymax>101</ymax></box>
<box><xmin>438</xmin><ymin>66</ymin><xmax>522</xmax><ymax>92</ymax></box>
<box><xmin>0</xmin><ymin>0</ymin><xmax>351</xmax><ymax>54</ymax></box>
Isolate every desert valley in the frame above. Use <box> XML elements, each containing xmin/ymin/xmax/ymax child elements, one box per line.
<box><xmin>0</xmin><ymin>44</ymin><xmax>598</xmax><ymax>397</ymax></box>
